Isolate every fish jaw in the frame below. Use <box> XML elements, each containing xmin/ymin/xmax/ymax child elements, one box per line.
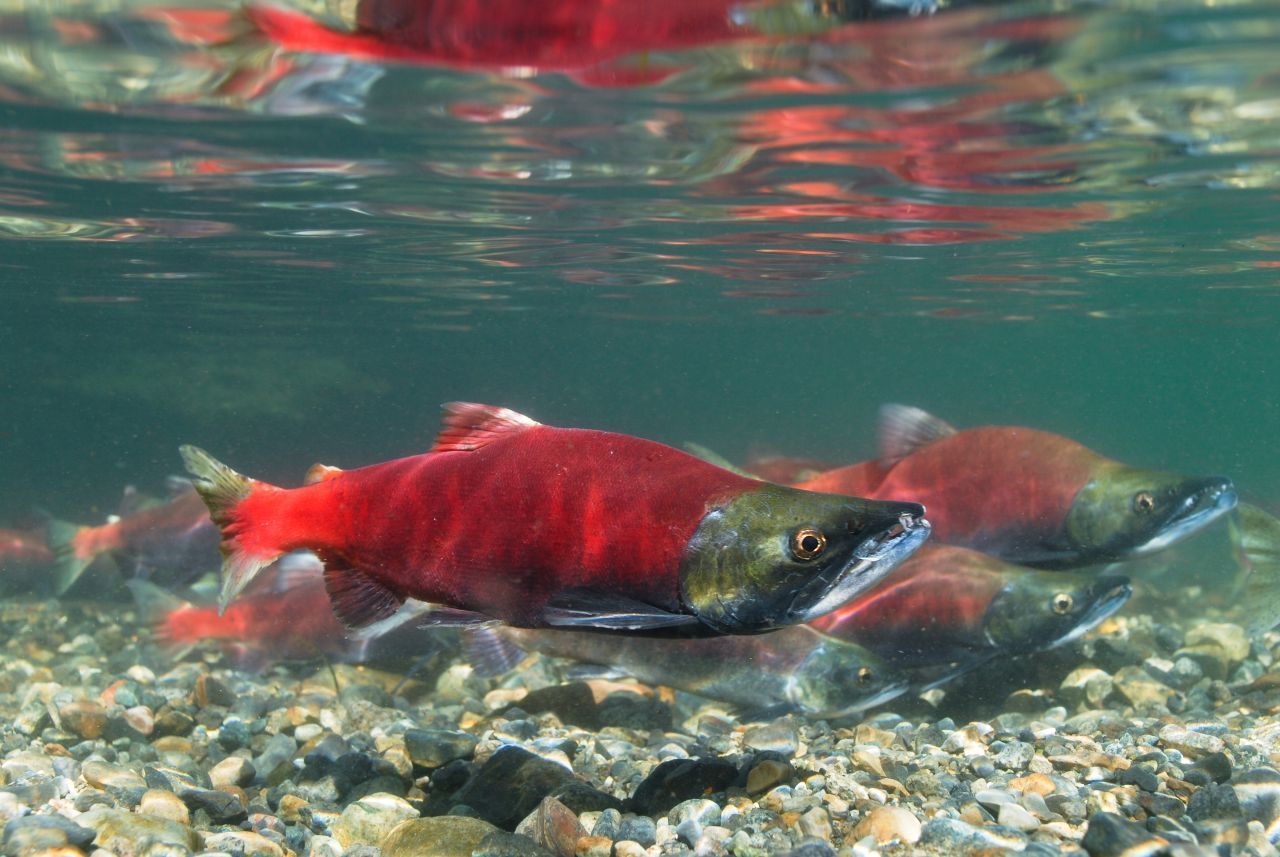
<box><xmin>1046</xmin><ymin>576</ymin><xmax>1133</xmax><ymax>649</ymax></box>
<box><xmin>1127</xmin><ymin>477</ymin><xmax>1237</xmax><ymax>557</ymax></box>
<box><xmin>678</xmin><ymin>484</ymin><xmax>928</xmax><ymax>635</ymax></box>
<box><xmin>789</xmin><ymin>515</ymin><xmax>931</xmax><ymax>624</ymax></box>
<box><xmin>1065</xmin><ymin>466</ymin><xmax>1238</xmax><ymax>565</ymax></box>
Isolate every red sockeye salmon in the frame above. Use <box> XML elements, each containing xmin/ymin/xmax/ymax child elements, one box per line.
<box><xmin>792</xmin><ymin>405</ymin><xmax>1236</xmax><ymax>568</ymax></box>
<box><xmin>809</xmin><ymin>544</ymin><xmax>1131</xmax><ymax>669</ymax></box>
<box><xmin>181</xmin><ymin>403</ymin><xmax>929</xmax><ymax>635</ymax></box>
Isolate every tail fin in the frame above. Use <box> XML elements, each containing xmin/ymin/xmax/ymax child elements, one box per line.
<box><xmin>126</xmin><ymin>578</ymin><xmax>192</xmax><ymax>638</ymax></box>
<box><xmin>127</xmin><ymin>579</ymin><xmax>199</xmax><ymax>661</ymax></box>
<box><xmin>179</xmin><ymin>445</ymin><xmax>280</xmax><ymax>613</ymax></box>
<box><xmin>46</xmin><ymin>519</ymin><xmax>97</xmax><ymax>595</ymax></box>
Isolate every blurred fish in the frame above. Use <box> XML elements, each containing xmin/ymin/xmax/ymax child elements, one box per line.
<box><xmin>129</xmin><ymin>552</ymin><xmax>441</xmax><ymax>668</ymax></box>
<box><xmin>1229</xmin><ymin>503</ymin><xmax>1280</xmax><ymax>635</ymax></box>
<box><xmin>809</xmin><ymin>544</ymin><xmax>1132</xmax><ymax>670</ymax></box>
<box><xmin>794</xmin><ymin>405</ymin><xmax>1236</xmax><ymax>568</ymax></box>
<box><xmin>48</xmin><ymin>481</ymin><xmax>220</xmax><ymax>594</ymax></box>
<box><xmin>182</xmin><ymin>402</ymin><xmax>928</xmax><ymax>636</ymax></box>
<box><xmin>478</xmin><ymin>624</ymin><xmax>909</xmax><ymax>718</ymax></box>
<box><xmin>0</xmin><ymin>528</ymin><xmax>53</xmax><ymax>568</ymax></box>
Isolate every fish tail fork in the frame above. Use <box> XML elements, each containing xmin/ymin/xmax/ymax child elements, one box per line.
<box><xmin>179</xmin><ymin>445</ymin><xmax>283</xmax><ymax>612</ymax></box>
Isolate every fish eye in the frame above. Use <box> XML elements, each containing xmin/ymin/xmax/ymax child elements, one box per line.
<box><xmin>791</xmin><ymin>528</ymin><xmax>827</xmax><ymax>561</ymax></box>
<box><xmin>1133</xmin><ymin>491</ymin><xmax>1156</xmax><ymax>515</ymax></box>
<box><xmin>857</xmin><ymin>666</ymin><xmax>873</xmax><ymax>684</ymax></box>
<box><xmin>1051</xmin><ymin>592</ymin><xmax>1074</xmax><ymax>615</ymax></box>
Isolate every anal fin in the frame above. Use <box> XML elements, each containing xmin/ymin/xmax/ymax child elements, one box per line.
<box><xmin>461</xmin><ymin>627</ymin><xmax>526</xmax><ymax>677</ymax></box>
<box><xmin>323</xmin><ymin>566</ymin><xmax>405</xmax><ymax>628</ymax></box>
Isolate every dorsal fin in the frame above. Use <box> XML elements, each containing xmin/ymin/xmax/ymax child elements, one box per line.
<box><xmin>304</xmin><ymin>463</ymin><xmax>345</xmax><ymax>485</ymax></box>
<box><xmin>878</xmin><ymin>404</ymin><xmax>957</xmax><ymax>466</ymax></box>
<box><xmin>431</xmin><ymin>402</ymin><xmax>541</xmax><ymax>453</ymax></box>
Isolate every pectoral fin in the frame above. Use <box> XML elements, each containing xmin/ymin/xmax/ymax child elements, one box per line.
<box><xmin>541</xmin><ymin>589</ymin><xmax>703</xmax><ymax>632</ymax></box>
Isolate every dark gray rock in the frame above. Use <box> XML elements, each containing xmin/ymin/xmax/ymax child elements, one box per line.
<box><xmin>592</xmin><ymin>808</ymin><xmax>621</xmax><ymax>840</ymax></box>
<box><xmin>449</xmin><ymin>746</ymin><xmax>578</xmax><ymax>831</ymax></box>
<box><xmin>625</xmin><ymin>758</ymin><xmax>738</xmax><ymax>816</ymax></box>
<box><xmin>1082</xmin><ymin>812</ymin><xmax>1170</xmax><ymax>857</ymax></box>
<box><xmin>618</xmin><ymin>815</ymin><xmax>657</xmax><ymax>847</ymax></box>
<box><xmin>549</xmin><ymin>780</ymin><xmax>623</xmax><ymax>815</ymax></box>
<box><xmin>183</xmin><ymin>786</ymin><xmax>248</xmax><ymax>823</ymax></box>
<box><xmin>1186</xmin><ymin>782</ymin><xmax>1242</xmax><ymax>822</ymax></box>
<box><xmin>1117</xmin><ymin>765</ymin><xmax>1159</xmax><ymax>792</ymax></box>
<box><xmin>507</xmin><ymin>682</ymin><xmax>600</xmax><ymax>729</ymax></box>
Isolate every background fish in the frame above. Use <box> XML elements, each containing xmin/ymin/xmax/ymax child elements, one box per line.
<box><xmin>490</xmin><ymin>624</ymin><xmax>910</xmax><ymax>719</ymax></box>
<box><xmin>182</xmin><ymin>402</ymin><xmax>928</xmax><ymax>636</ymax></box>
<box><xmin>1230</xmin><ymin>503</ymin><xmax>1280</xmax><ymax>635</ymax></box>
<box><xmin>809</xmin><ymin>544</ymin><xmax>1132</xmax><ymax>670</ymax></box>
<box><xmin>793</xmin><ymin>404</ymin><xmax>1236</xmax><ymax>568</ymax></box>
<box><xmin>47</xmin><ymin>483</ymin><xmax>220</xmax><ymax>594</ymax></box>
<box><xmin>130</xmin><ymin>552</ymin><xmax>444</xmax><ymax>668</ymax></box>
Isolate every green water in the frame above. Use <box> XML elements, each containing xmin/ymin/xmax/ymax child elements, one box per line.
<box><xmin>1</xmin><ymin>0</ymin><xmax>1278</xmax><ymax>531</ymax></box>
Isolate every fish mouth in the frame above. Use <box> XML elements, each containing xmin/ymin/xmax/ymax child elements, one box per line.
<box><xmin>1133</xmin><ymin>477</ymin><xmax>1237</xmax><ymax>557</ymax></box>
<box><xmin>790</xmin><ymin>512</ymin><xmax>931</xmax><ymax>624</ymax></box>
<box><xmin>1047</xmin><ymin>575</ymin><xmax>1133</xmax><ymax>650</ymax></box>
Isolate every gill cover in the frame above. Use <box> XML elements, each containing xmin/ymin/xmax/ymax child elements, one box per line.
<box><xmin>678</xmin><ymin>484</ymin><xmax>927</xmax><ymax>634</ymax></box>
<box><xmin>1062</xmin><ymin>462</ymin><xmax>1236</xmax><ymax>564</ymax></box>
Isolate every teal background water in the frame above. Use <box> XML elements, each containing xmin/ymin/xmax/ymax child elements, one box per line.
<box><xmin>2</xmin><ymin>0</ymin><xmax>1278</xmax><ymax>533</ymax></box>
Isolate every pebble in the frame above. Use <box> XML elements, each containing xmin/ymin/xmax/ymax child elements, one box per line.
<box><xmin>852</xmin><ymin>806</ymin><xmax>921</xmax><ymax>845</ymax></box>
<box><xmin>746</xmin><ymin>759</ymin><xmax>793</xmax><ymax>795</ymax></box>
<box><xmin>204</xmin><ymin>829</ymin><xmax>286</xmax><ymax>856</ymax></box>
<box><xmin>138</xmin><ymin>788</ymin><xmax>190</xmax><ymax>825</ymax></box>
<box><xmin>404</xmin><ymin>728</ymin><xmax>479</xmax><ymax>769</ymax></box>
<box><xmin>210</xmin><ymin>754</ymin><xmax>257</xmax><ymax>789</ymax></box>
<box><xmin>332</xmin><ymin>792</ymin><xmax>420</xmax><ymax>848</ymax></box>
<box><xmin>997</xmin><ymin>801</ymin><xmax>1041</xmax><ymax>831</ymax></box>
<box><xmin>382</xmin><ymin>816</ymin><xmax>504</xmax><ymax>857</ymax></box>
<box><xmin>743</xmin><ymin>720</ymin><xmax>800</xmax><ymax>755</ymax></box>
<box><xmin>515</xmin><ymin>796</ymin><xmax>585</xmax><ymax>857</ymax></box>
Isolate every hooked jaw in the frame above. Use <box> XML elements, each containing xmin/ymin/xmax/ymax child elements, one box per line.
<box><xmin>790</xmin><ymin>512</ymin><xmax>931</xmax><ymax>624</ymax></box>
<box><xmin>1132</xmin><ymin>477</ymin><xmax>1237</xmax><ymax>557</ymax></box>
<box><xmin>1047</xmin><ymin>575</ymin><xmax>1133</xmax><ymax>649</ymax></box>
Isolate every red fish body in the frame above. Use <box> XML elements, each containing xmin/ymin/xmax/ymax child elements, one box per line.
<box><xmin>792</xmin><ymin>406</ymin><xmax>1235</xmax><ymax>568</ymax></box>
<box><xmin>184</xmin><ymin>403</ymin><xmax>928</xmax><ymax>635</ymax></box>
<box><xmin>810</xmin><ymin>544</ymin><xmax>1131</xmax><ymax>668</ymax></box>
<box><xmin>49</xmin><ymin>487</ymin><xmax>220</xmax><ymax>593</ymax></box>
<box><xmin>243</xmin><ymin>426</ymin><xmax>757</xmax><ymax>624</ymax></box>
<box><xmin>797</xmin><ymin>427</ymin><xmax>1098</xmax><ymax>560</ymax></box>
<box><xmin>0</xmin><ymin>529</ymin><xmax>53</xmax><ymax>567</ymax></box>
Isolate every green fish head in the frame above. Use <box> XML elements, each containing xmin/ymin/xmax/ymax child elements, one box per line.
<box><xmin>1063</xmin><ymin>463</ymin><xmax>1236</xmax><ymax>563</ymax></box>
<box><xmin>983</xmin><ymin>569</ymin><xmax>1132</xmax><ymax>654</ymax></box>
<box><xmin>679</xmin><ymin>484</ymin><xmax>929</xmax><ymax>634</ymax></box>
<box><xmin>787</xmin><ymin>637</ymin><xmax>909</xmax><ymax>717</ymax></box>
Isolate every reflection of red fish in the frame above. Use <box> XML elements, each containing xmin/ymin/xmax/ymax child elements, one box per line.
<box><xmin>793</xmin><ymin>405</ymin><xmax>1236</xmax><ymax>568</ymax></box>
<box><xmin>182</xmin><ymin>403</ymin><xmax>927</xmax><ymax>635</ymax></box>
<box><xmin>246</xmin><ymin>0</ymin><xmax>760</xmax><ymax>85</ymax></box>
<box><xmin>48</xmin><ymin>485</ymin><xmax>219</xmax><ymax>594</ymax></box>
